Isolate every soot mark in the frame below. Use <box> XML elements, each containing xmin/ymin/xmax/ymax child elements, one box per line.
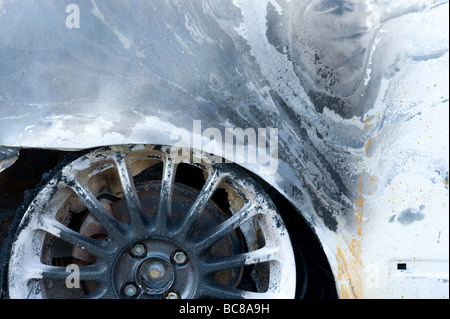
<box><xmin>390</xmin><ymin>205</ymin><xmax>425</xmax><ymax>225</ymax></box>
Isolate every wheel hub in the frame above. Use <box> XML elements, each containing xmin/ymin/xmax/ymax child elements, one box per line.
<box><xmin>113</xmin><ymin>238</ymin><xmax>194</xmax><ymax>298</ymax></box>
<box><xmin>106</xmin><ymin>181</ymin><xmax>244</xmax><ymax>298</ymax></box>
<box><xmin>137</xmin><ymin>257</ymin><xmax>175</xmax><ymax>294</ymax></box>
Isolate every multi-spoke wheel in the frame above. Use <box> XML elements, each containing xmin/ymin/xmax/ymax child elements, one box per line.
<box><xmin>2</xmin><ymin>145</ymin><xmax>296</xmax><ymax>299</ymax></box>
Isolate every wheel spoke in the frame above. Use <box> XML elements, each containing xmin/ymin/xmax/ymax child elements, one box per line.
<box><xmin>82</xmin><ymin>283</ymin><xmax>117</xmax><ymax>299</ymax></box>
<box><xmin>201</xmin><ymin>282</ymin><xmax>276</xmax><ymax>299</ymax></box>
<box><xmin>199</xmin><ymin>282</ymin><xmax>245</xmax><ymax>299</ymax></box>
<box><xmin>113</xmin><ymin>154</ymin><xmax>146</xmax><ymax>230</ymax></box>
<box><xmin>202</xmin><ymin>246</ymin><xmax>279</xmax><ymax>273</ymax></box>
<box><xmin>194</xmin><ymin>202</ymin><xmax>259</xmax><ymax>252</ymax></box>
<box><xmin>39</xmin><ymin>217</ymin><xmax>111</xmax><ymax>258</ymax></box>
<box><xmin>174</xmin><ymin>169</ymin><xmax>224</xmax><ymax>238</ymax></box>
<box><xmin>200</xmin><ymin>282</ymin><xmax>275</xmax><ymax>299</ymax></box>
<box><xmin>39</xmin><ymin>264</ymin><xmax>106</xmax><ymax>282</ymax></box>
<box><xmin>69</xmin><ymin>179</ymin><xmax>126</xmax><ymax>238</ymax></box>
<box><xmin>153</xmin><ymin>157</ymin><xmax>177</xmax><ymax>234</ymax></box>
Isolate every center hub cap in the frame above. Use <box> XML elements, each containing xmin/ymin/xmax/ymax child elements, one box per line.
<box><xmin>137</xmin><ymin>257</ymin><xmax>175</xmax><ymax>294</ymax></box>
<box><xmin>113</xmin><ymin>238</ymin><xmax>196</xmax><ymax>299</ymax></box>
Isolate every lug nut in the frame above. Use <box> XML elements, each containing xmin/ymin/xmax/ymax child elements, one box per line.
<box><xmin>123</xmin><ymin>283</ymin><xmax>139</xmax><ymax>297</ymax></box>
<box><xmin>172</xmin><ymin>250</ymin><xmax>188</xmax><ymax>265</ymax></box>
<box><xmin>165</xmin><ymin>291</ymin><xmax>180</xmax><ymax>299</ymax></box>
<box><xmin>130</xmin><ymin>243</ymin><xmax>146</xmax><ymax>258</ymax></box>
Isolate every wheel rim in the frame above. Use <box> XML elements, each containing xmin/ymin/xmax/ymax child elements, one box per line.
<box><xmin>7</xmin><ymin>145</ymin><xmax>296</xmax><ymax>299</ymax></box>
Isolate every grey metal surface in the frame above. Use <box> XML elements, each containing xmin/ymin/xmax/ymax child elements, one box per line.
<box><xmin>0</xmin><ymin>0</ymin><xmax>376</xmax><ymax>231</ymax></box>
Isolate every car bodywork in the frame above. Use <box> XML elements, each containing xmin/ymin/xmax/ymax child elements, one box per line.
<box><xmin>0</xmin><ymin>0</ymin><xmax>448</xmax><ymax>298</ymax></box>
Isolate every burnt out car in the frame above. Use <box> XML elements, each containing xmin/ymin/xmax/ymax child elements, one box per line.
<box><xmin>0</xmin><ymin>0</ymin><xmax>448</xmax><ymax>299</ymax></box>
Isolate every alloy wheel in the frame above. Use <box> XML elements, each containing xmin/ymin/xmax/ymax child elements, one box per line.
<box><xmin>5</xmin><ymin>145</ymin><xmax>296</xmax><ymax>299</ymax></box>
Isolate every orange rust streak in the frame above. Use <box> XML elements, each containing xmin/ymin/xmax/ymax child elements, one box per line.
<box><xmin>364</xmin><ymin>139</ymin><xmax>372</xmax><ymax>153</ymax></box>
<box><xmin>356</xmin><ymin>178</ymin><xmax>364</xmax><ymax>237</ymax></box>
<box><xmin>335</xmin><ymin>177</ymin><xmax>364</xmax><ymax>298</ymax></box>
<box><xmin>336</xmin><ymin>244</ymin><xmax>363</xmax><ymax>299</ymax></box>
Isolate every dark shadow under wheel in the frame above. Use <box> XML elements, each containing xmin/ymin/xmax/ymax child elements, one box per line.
<box><xmin>1</xmin><ymin>145</ymin><xmax>298</xmax><ymax>299</ymax></box>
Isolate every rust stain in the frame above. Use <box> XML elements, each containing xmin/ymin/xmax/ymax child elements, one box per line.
<box><xmin>336</xmin><ymin>242</ymin><xmax>363</xmax><ymax>299</ymax></box>
<box><xmin>364</xmin><ymin>139</ymin><xmax>372</xmax><ymax>154</ymax></box>
<box><xmin>363</xmin><ymin>118</ymin><xmax>374</xmax><ymax>132</ymax></box>
<box><xmin>335</xmin><ymin>177</ymin><xmax>364</xmax><ymax>298</ymax></box>
<box><xmin>356</xmin><ymin>178</ymin><xmax>364</xmax><ymax>237</ymax></box>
